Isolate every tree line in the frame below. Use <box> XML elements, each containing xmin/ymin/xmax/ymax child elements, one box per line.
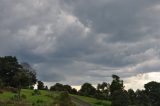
<box><xmin>50</xmin><ymin>74</ymin><xmax>160</xmax><ymax>106</ymax></box>
<box><xmin>0</xmin><ymin>56</ymin><xmax>160</xmax><ymax>106</ymax></box>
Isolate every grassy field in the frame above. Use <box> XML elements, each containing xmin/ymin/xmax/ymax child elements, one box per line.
<box><xmin>0</xmin><ymin>88</ymin><xmax>111</xmax><ymax>106</ymax></box>
<box><xmin>0</xmin><ymin>89</ymin><xmax>76</xmax><ymax>106</ymax></box>
<box><xmin>71</xmin><ymin>94</ymin><xmax>111</xmax><ymax>106</ymax></box>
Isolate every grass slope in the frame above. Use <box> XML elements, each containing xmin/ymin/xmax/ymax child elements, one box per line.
<box><xmin>0</xmin><ymin>89</ymin><xmax>77</xmax><ymax>106</ymax></box>
<box><xmin>71</xmin><ymin>94</ymin><xmax>111</xmax><ymax>106</ymax></box>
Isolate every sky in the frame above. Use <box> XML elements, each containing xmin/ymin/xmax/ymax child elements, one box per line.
<box><xmin>1</xmin><ymin>0</ymin><xmax>160</xmax><ymax>90</ymax></box>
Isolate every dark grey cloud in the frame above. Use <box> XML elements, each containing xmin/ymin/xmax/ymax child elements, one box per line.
<box><xmin>0</xmin><ymin>0</ymin><xmax>160</xmax><ymax>87</ymax></box>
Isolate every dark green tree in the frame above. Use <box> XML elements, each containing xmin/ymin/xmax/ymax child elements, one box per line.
<box><xmin>135</xmin><ymin>89</ymin><xmax>152</xmax><ymax>106</ymax></box>
<box><xmin>50</xmin><ymin>83</ymin><xmax>64</xmax><ymax>91</ymax></box>
<box><xmin>63</xmin><ymin>85</ymin><xmax>72</xmax><ymax>93</ymax></box>
<box><xmin>112</xmin><ymin>90</ymin><xmax>130</xmax><ymax>106</ymax></box>
<box><xmin>0</xmin><ymin>56</ymin><xmax>37</xmax><ymax>99</ymax></box>
<box><xmin>127</xmin><ymin>89</ymin><xmax>136</xmax><ymax>105</ymax></box>
<box><xmin>110</xmin><ymin>75</ymin><xmax>124</xmax><ymax>95</ymax></box>
<box><xmin>70</xmin><ymin>88</ymin><xmax>77</xmax><ymax>94</ymax></box>
<box><xmin>97</xmin><ymin>82</ymin><xmax>110</xmax><ymax>99</ymax></box>
<box><xmin>13</xmin><ymin>67</ymin><xmax>37</xmax><ymax>99</ymax></box>
<box><xmin>0</xmin><ymin>56</ymin><xmax>22</xmax><ymax>86</ymax></box>
<box><xmin>45</xmin><ymin>86</ymin><xmax>48</xmax><ymax>90</ymax></box>
<box><xmin>37</xmin><ymin>81</ymin><xmax>45</xmax><ymax>90</ymax></box>
<box><xmin>79</xmin><ymin>83</ymin><xmax>96</xmax><ymax>97</ymax></box>
<box><xmin>144</xmin><ymin>81</ymin><xmax>160</xmax><ymax>106</ymax></box>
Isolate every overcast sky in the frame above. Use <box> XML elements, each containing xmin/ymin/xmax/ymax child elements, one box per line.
<box><xmin>1</xmin><ymin>0</ymin><xmax>160</xmax><ymax>90</ymax></box>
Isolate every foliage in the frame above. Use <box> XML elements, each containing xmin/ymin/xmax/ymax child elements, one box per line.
<box><xmin>79</xmin><ymin>83</ymin><xmax>96</xmax><ymax>97</ymax></box>
<box><xmin>135</xmin><ymin>89</ymin><xmax>151</xmax><ymax>106</ymax></box>
<box><xmin>50</xmin><ymin>83</ymin><xmax>77</xmax><ymax>94</ymax></box>
<box><xmin>97</xmin><ymin>82</ymin><xmax>110</xmax><ymax>100</ymax></box>
<box><xmin>111</xmin><ymin>90</ymin><xmax>130</xmax><ymax>106</ymax></box>
<box><xmin>37</xmin><ymin>81</ymin><xmax>45</xmax><ymax>90</ymax></box>
<box><xmin>0</xmin><ymin>56</ymin><xmax>37</xmax><ymax>100</ymax></box>
<box><xmin>32</xmin><ymin>89</ymin><xmax>41</xmax><ymax>96</ymax></box>
<box><xmin>128</xmin><ymin>89</ymin><xmax>136</xmax><ymax>105</ymax></box>
<box><xmin>144</xmin><ymin>81</ymin><xmax>160</xmax><ymax>106</ymax></box>
<box><xmin>110</xmin><ymin>74</ymin><xmax>124</xmax><ymax>96</ymax></box>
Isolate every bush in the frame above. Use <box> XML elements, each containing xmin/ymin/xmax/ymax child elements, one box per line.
<box><xmin>36</xmin><ymin>99</ymin><xmax>44</xmax><ymax>103</ymax></box>
<box><xmin>10</xmin><ymin>94</ymin><xmax>19</xmax><ymax>101</ymax></box>
<box><xmin>21</xmin><ymin>94</ymin><xmax>26</xmax><ymax>99</ymax></box>
<box><xmin>32</xmin><ymin>90</ymin><xmax>41</xmax><ymax>96</ymax></box>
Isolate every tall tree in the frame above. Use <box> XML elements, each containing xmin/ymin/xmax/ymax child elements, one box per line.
<box><xmin>144</xmin><ymin>81</ymin><xmax>160</xmax><ymax>106</ymax></box>
<box><xmin>112</xmin><ymin>90</ymin><xmax>130</xmax><ymax>106</ymax></box>
<box><xmin>37</xmin><ymin>81</ymin><xmax>45</xmax><ymax>90</ymax></box>
<box><xmin>97</xmin><ymin>82</ymin><xmax>110</xmax><ymax>99</ymax></box>
<box><xmin>79</xmin><ymin>83</ymin><xmax>96</xmax><ymax>97</ymax></box>
<box><xmin>128</xmin><ymin>89</ymin><xmax>136</xmax><ymax>105</ymax></box>
<box><xmin>0</xmin><ymin>56</ymin><xmax>37</xmax><ymax>99</ymax></box>
<box><xmin>110</xmin><ymin>74</ymin><xmax>124</xmax><ymax>95</ymax></box>
<box><xmin>0</xmin><ymin>56</ymin><xmax>21</xmax><ymax>86</ymax></box>
<box><xmin>50</xmin><ymin>83</ymin><xmax>64</xmax><ymax>91</ymax></box>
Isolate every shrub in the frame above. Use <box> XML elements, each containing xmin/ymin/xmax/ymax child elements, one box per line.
<box><xmin>32</xmin><ymin>90</ymin><xmax>41</xmax><ymax>96</ymax></box>
<box><xmin>10</xmin><ymin>94</ymin><xmax>19</xmax><ymax>101</ymax></box>
<box><xmin>36</xmin><ymin>99</ymin><xmax>44</xmax><ymax>103</ymax></box>
<box><xmin>21</xmin><ymin>94</ymin><xmax>26</xmax><ymax>99</ymax></box>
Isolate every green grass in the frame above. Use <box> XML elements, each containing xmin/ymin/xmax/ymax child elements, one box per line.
<box><xmin>21</xmin><ymin>89</ymin><xmax>54</xmax><ymax>105</ymax></box>
<box><xmin>0</xmin><ymin>89</ymin><xmax>58</xmax><ymax>106</ymax></box>
<box><xmin>0</xmin><ymin>91</ymin><xmax>15</xmax><ymax>100</ymax></box>
<box><xmin>71</xmin><ymin>94</ymin><xmax>111</xmax><ymax>106</ymax></box>
<box><xmin>0</xmin><ymin>89</ymin><xmax>77</xmax><ymax>106</ymax></box>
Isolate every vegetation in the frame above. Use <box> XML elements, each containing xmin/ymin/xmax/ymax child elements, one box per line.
<box><xmin>50</xmin><ymin>83</ymin><xmax>78</xmax><ymax>94</ymax></box>
<box><xmin>0</xmin><ymin>89</ymin><xmax>77</xmax><ymax>106</ymax></box>
<box><xmin>0</xmin><ymin>56</ymin><xmax>37</xmax><ymax>99</ymax></box>
<box><xmin>71</xmin><ymin>94</ymin><xmax>111</xmax><ymax>106</ymax></box>
<box><xmin>1</xmin><ymin>56</ymin><xmax>160</xmax><ymax>106</ymax></box>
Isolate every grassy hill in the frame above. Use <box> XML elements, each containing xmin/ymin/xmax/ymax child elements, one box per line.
<box><xmin>70</xmin><ymin>94</ymin><xmax>111</xmax><ymax>106</ymax></box>
<box><xmin>0</xmin><ymin>88</ymin><xmax>112</xmax><ymax>106</ymax></box>
<box><xmin>0</xmin><ymin>88</ymin><xmax>76</xmax><ymax>106</ymax></box>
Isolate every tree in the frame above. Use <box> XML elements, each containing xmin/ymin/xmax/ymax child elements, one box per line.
<box><xmin>70</xmin><ymin>88</ymin><xmax>77</xmax><ymax>94</ymax></box>
<box><xmin>97</xmin><ymin>82</ymin><xmax>110</xmax><ymax>99</ymax></box>
<box><xmin>0</xmin><ymin>56</ymin><xmax>22</xmax><ymax>86</ymax></box>
<box><xmin>63</xmin><ymin>85</ymin><xmax>72</xmax><ymax>93</ymax></box>
<box><xmin>14</xmin><ymin>68</ymin><xmax>37</xmax><ymax>99</ymax></box>
<box><xmin>45</xmin><ymin>86</ymin><xmax>48</xmax><ymax>90</ymax></box>
<box><xmin>50</xmin><ymin>83</ymin><xmax>64</xmax><ymax>91</ymax></box>
<box><xmin>110</xmin><ymin>74</ymin><xmax>124</xmax><ymax>95</ymax></box>
<box><xmin>0</xmin><ymin>56</ymin><xmax>37</xmax><ymax>99</ymax></box>
<box><xmin>144</xmin><ymin>81</ymin><xmax>160</xmax><ymax>106</ymax></box>
<box><xmin>135</xmin><ymin>89</ymin><xmax>151</xmax><ymax>106</ymax></box>
<box><xmin>37</xmin><ymin>81</ymin><xmax>45</xmax><ymax>90</ymax></box>
<box><xmin>112</xmin><ymin>90</ymin><xmax>130</xmax><ymax>106</ymax></box>
<box><xmin>79</xmin><ymin>83</ymin><xmax>96</xmax><ymax>97</ymax></box>
<box><xmin>128</xmin><ymin>89</ymin><xmax>136</xmax><ymax>105</ymax></box>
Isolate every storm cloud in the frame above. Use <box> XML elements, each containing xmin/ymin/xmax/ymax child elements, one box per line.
<box><xmin>1</xmin><ymin>0</ymin><xmax>160</xmax><ymax>89</ymax></box>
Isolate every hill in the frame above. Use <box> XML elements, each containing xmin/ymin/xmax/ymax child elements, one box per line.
<box><xmin>0</xmin><ymin>88</ymin><xmax>76</xmax><ymax>106</ymax></box>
